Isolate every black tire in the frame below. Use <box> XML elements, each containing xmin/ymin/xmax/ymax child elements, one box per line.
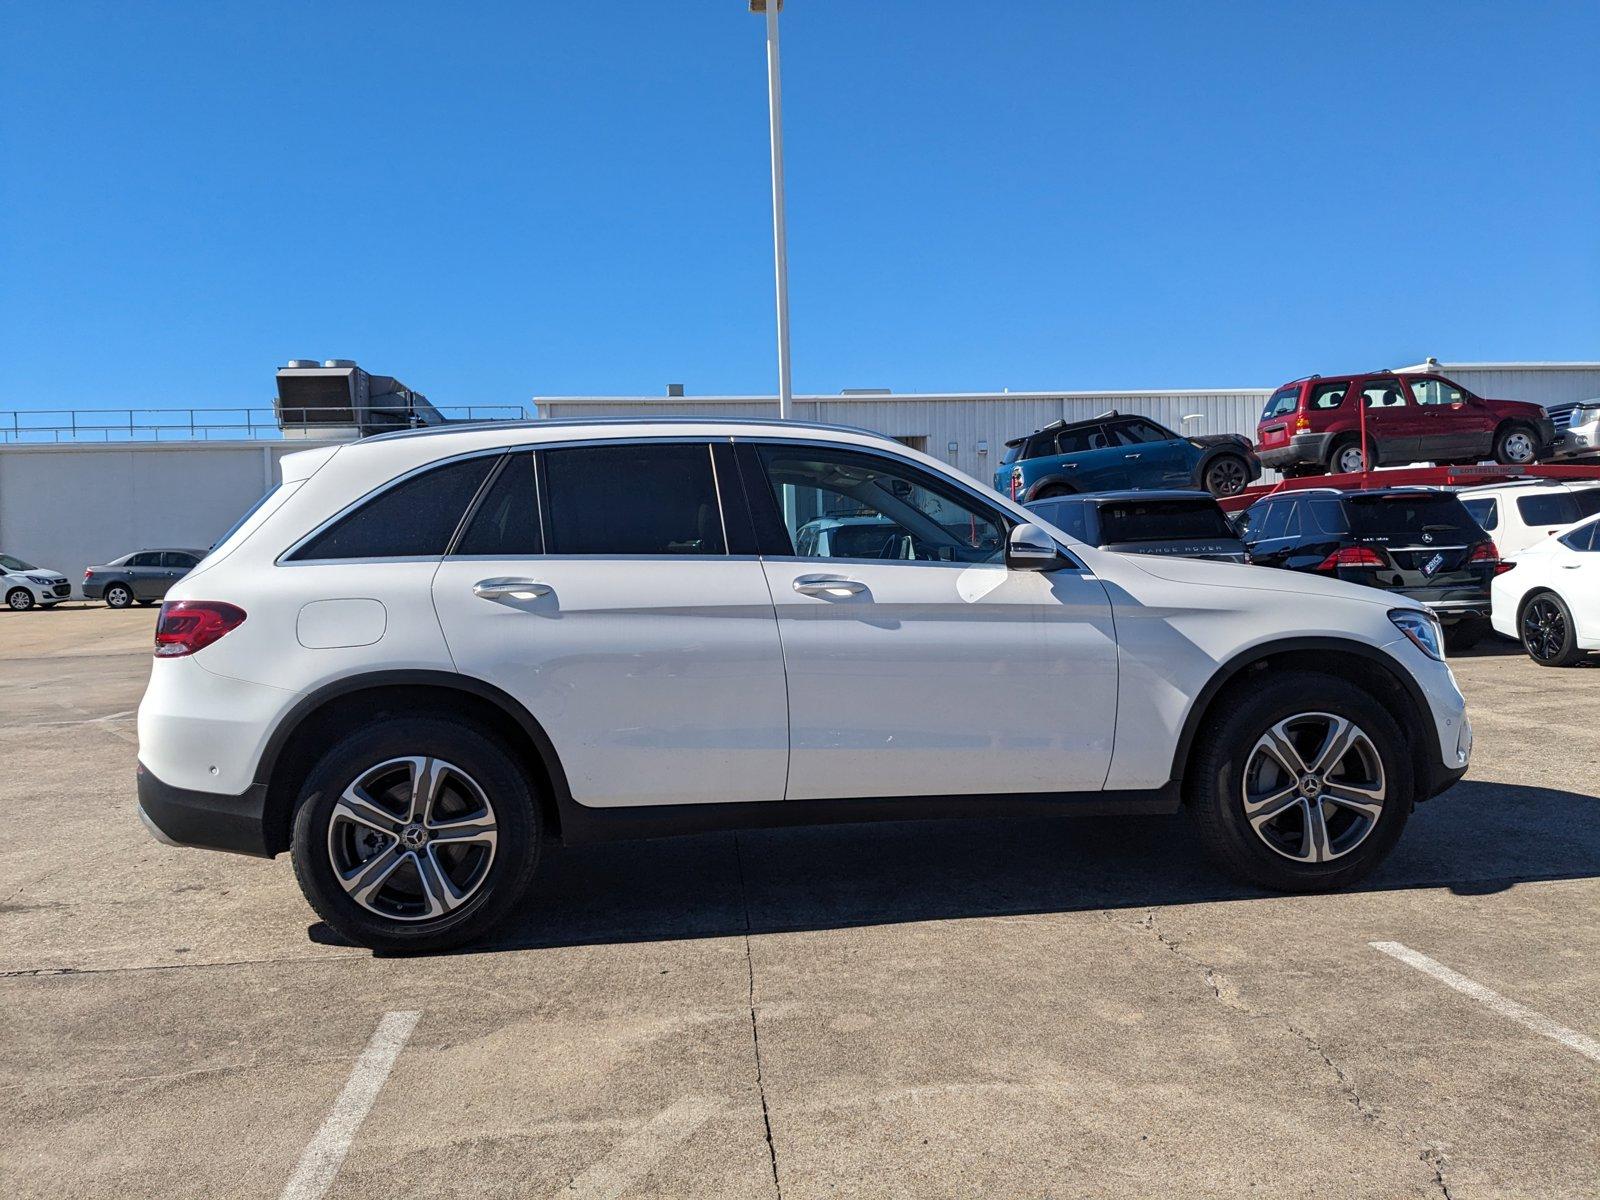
<box><xmin>1443</xmin><ymin>618</ymin><xmax>1489</xmax><ymax>652</ymax></box>
<box><xmin>1327</xmin><ymin>435</ymin><xmax>1370</xmax><ymax>475</ymax></box>
<box><xmin>1186</xmin><ymin>672</ymin><xmax>1413</xmax><ymax>892</ymax></box>
<box><xmin>6</xmin><ymin>587</ymin><xmax>35</xmax><ymax>612</ymax></box>
<box><xmin>1519</xmin><ymin>590</ymin><xmax>1584</xmax><ymax>667</ymax></box>
<box><xmin>1493</xmin><ymin>423</ymin><xmax>1540</xmax><ymax>466</ymax></box>
<box><xmin>1202</xmin><ymin>454</ymin><xmax>1251</xmax><ymax>497</ymax></box>
<box><xmin>291</xmin><ymin>717</ymin><xmax>543</xmax><ymax>953</ymax></box>
<box><xmin>104</xmin><ymin>582</ymin><xmax>133</xmax><ymax>609</ymax></box>
<box><xmin>1032</xmin><ymin>484</ymin><xmax>1075</xmax><ymax>500</ymax></box>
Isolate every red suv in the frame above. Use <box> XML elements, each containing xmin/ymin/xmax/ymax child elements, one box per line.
<box><xmin>1255</xmin><ymin>372</ymin><xmax>1556</xmax><ymax>476</ymax></box>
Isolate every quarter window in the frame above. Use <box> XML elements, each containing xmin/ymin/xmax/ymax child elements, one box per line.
<box><xmin>542</xmin><ymin>443</ymin><xmax>726</xmax><ymax>556</ymax></box>
<box><xmin>754</xmin><ymin>444</ymin><xmax>1005</xmax><ymax>563</ymax></box>
<box><xmin>1559</xmin><ymin>519</ymin><xmax>1598</xmax><ymax>552</ymax></box>
<box><xmin>1462</xmin><ymin>497</ymin><xmax>1498</xmax><ymax>531</ymax></box>
<box><xmin>290</xmin><ymin>456</ymin><xmax>495</xmax><ymax>561</ymax></box>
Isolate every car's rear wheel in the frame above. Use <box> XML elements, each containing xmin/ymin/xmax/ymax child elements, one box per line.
<box><xmin>1329</xmin><ymin>436</ymin><xmax>1369</xmax><ymax>475</ymax></box>
<box><xmin>1494</xmin><ymin>424</ymin><xmax>1539</xmax><ymax>465</ymax></box>
<box><xmin>104</xmin><ymin>583</ymin><xmax>133</xmax><ymax>609</ymax></box>
<box><xmin>291</xmin><ymin>717</ymin><xmax>542</xmax><ymax>952</ymax></box>
<box><xmin>1187</xmin><ymin>673</ymin><xmax>1412</xmax><ymax>891</ymax></box>
<box><xmin>1520</xmin><ymin>591</ymin><xmax>1584</xmax><ymax>667</ymax></box>
<box><xmin>1203</xmin><ymin>455</ymin><xmax>1250</xmax><ymax>497</ymax></box>
<box><xmin>6</xmin><ymin>587</ymin><xmax>35</xmax><ymax>612</ymax></box>
<box><xmin>1032</xmin><ymin>484</ymin><xmax>1074</xmax><ymax>500</ymax></box>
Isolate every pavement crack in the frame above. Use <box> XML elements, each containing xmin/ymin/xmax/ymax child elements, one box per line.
<box><xmin>1421</xmin><ymin>1147</ymin><xmax>1457</xmax><ymax>1200</ymax></box>
<box><xmin>732</xmin><ymin>833</ymin><xmax>783</xmax><ymax>1200</ymax></box>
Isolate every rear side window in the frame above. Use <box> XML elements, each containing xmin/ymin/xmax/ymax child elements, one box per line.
<box><xmin>1096</xmin><ymin>497</ymin><xmax>1235</xmax><ymax>542</ymax></box>
<box><xmin>1348</xmin><ymin>494</ymin><xmax>1477</xmax><ymax>539</ymax></box>
<box><xmin>290</xmin><ymin>456</ymin><xmax>495</xmax><ymax>561</ymax></box>
<box><xmin>1362</xmin><ymin>381</ymin><xmax>1407</xmax><ymax>409</ymax></box>
<box><xmin>162</xmin><ymin>552</ymin><xmax>198</xmax><ymax>568</ymax></box>
<box><xmin>1516</xmin><ymin>493</ymin><xmax>1583</xmax><ymax>527</ymax></box>
<box><xmin>1262</xmin><ymin>387</ymin><xmax>1299</xmax><ymax>419</ymax></box>
<box><xmin>543</xmin><ymin>443</ymin><xmax>726</xmax><ymax>556</ymax></box>
<box><xmin>1462</xmin><ymin>497</ymin><xmax>1498</xmax><ymax>531</ymax></box>
<box><xmin>455</xmin><ymin>453</ymin><xmax>543</xmax><ymax>556</ymax></box>
<box><xmin>1559</xmin><ymin>519</ymin><xmax>1598</xmax><ymax>552</ymax></box>
<box><xmin>1307</xmin><ymin>499</ymin><xmax>1350</xmax><ymax>535</ymax></box>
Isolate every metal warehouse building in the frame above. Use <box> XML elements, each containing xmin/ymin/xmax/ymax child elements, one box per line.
<box><xmin>536</xmin><ymin>360</ymin><xmax>1600</xmax><ymax>487</ymax></box>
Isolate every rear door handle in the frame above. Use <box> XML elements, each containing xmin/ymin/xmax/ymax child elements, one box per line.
<box><xmin>473</xmin><ymin>577</ymin><xmax>552</xmax><ymax>600</ymax></box>
<box><xmin>793</xmin><ymin>575</ymin><xmax>866</xmax><ymax>597</ymax></box>
<box><xmin>1124</xmin><ymin>452</ymin><xmax>1141</xmax><ymax>459</ymax></box>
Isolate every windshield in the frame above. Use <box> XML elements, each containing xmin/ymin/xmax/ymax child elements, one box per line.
<box><xmin>0</xmin><ymin>554</ymin><xmax>38</xmax><ymax>572</ymax></box>
<box><xmin>1348</xmin><ymin>494</ymin><xmax>1478</xmax><ymax>540</ymax></box>
<box><xmin>1261</xmin><ymin>386</ymin><xmax>1299</xmax><ymax>420</ymax></box>
<box><xmin>1097</xmin><ymin>497</ymin><xmax>1237</xmax><ymax>543</ymax></box>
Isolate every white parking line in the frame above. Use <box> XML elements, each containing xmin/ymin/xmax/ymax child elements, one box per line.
<box><xmin>279</xmin><ymin>1010</ymin><xmax>422</xmax><ymax>1200</ymax></box>
<box><xmin>1370</xmin><ymin>941</ymin><xmax>1600</xmax><ymax>1065</ymax></box>
<box><xmin>558</xmin><ymin>1098</ymin><xmax>717</xmax><ymax>1200</ymax></box>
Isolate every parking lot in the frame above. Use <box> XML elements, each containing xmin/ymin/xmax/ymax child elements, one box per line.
<box><xmin>1</xmin><ymin>606</ymin><xmax>1595</xmax><ymax>1199</ymax></box>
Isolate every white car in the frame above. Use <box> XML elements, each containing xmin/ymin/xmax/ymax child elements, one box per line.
<box><xmin>136</xmin><ymin>420</ymin><xmax>1472</xmax><ymax>951</ymax></box>
<box><xmin>1549</xmin><ymin>397</ymin><xmax>1600</xmax><ymax>460</ymax></box>
<box><xmin>1</xmin><ymin>553</ymin><xmax>72</xmax><ymax>611</ymax></box>
<box><xmin>1457</xmin><ymin>480</ymin><xmax>1600</xmax><ymax>558</ymax></box>
<box><xmin>1490</xmin><ymin>512</ymin><xmax>1600</xmax><ymax>666</ymax></box>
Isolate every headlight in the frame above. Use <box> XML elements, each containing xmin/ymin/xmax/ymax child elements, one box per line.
<box><xmin>26</xmin><ymin>575</ymin><xmax>52</xmax><ymax>585</ymax></box>
<box><xmin>1390</xmin><ymin>608</ymin><xmax>1444</xmax><ymax>661</ymax></box>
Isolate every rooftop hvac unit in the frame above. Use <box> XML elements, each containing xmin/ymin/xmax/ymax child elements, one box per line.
<box><xmin>274</xmin><ymin>359</ymin><xmax>445</xmax><ymax>438</ymax></box>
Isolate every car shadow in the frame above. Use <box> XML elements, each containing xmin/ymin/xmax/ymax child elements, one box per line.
<box><xmin>315</xmin><ymin>779</ymin><xmax>1599</xmax><ymax>957</ymax></box>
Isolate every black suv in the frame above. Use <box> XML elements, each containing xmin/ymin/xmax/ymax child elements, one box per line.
<box><xmin>1027</xmin><ymin>490</ymin><xmax>1247</xmax><ymax>562</ymax></box>
<box><xmin>1235</xmin><ymin>488</ymin><xmax>1500</xmax><ymax>648</ymax></box>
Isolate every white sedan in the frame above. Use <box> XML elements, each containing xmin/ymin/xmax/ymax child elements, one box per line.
<box><xmin>1491</xmin><ymin>513</ymin><xmax>1600</xmax><ymax>666</ymax></box>
<box><xmin>1</xmin><ymin>553</ymin><xmax>72</xmax><ymax>612</ymax></box>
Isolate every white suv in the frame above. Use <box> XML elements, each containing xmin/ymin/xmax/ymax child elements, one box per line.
<box><xmin>1457</xmin><ymin>480</ymin><xmax>1600</xmax><ymax>558</ymax></box>
<box><xmin>137</xmin><ymin>420</ymin><xmax>1472</xmax><ymax>951</ymax></box>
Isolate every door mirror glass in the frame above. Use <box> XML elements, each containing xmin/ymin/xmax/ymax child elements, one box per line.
<box><xmin>1006</xmin><ymin>523</ymin><xmax>1061</xmax><ymax>570</ymax></box>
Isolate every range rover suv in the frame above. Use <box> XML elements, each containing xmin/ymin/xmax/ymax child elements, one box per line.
<box><xmin>137</xmin><ymin>420</ymin><xmax>1471</xmax><ymax>951</ymax></box>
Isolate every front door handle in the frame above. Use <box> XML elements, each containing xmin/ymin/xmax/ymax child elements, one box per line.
<box><xmin>793</xmin><ymin>575</ymin><xmax>866</xmax><ymax>597</ymax></box>
<box><xmin>1124</xmin><ymin>452</ymin><xmax>1142</xmax><ymax>459</ymax></box>
<box><xmin>473</xmin><ymin>577</ymin><xmax>552</xmax><ymax>600</ymax></box>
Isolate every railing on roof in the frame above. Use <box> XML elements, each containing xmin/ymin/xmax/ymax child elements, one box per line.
<box><xmin>0</xmin><ymin>405</ymin><xmax>532</xmax><ymax>444</ymax></box>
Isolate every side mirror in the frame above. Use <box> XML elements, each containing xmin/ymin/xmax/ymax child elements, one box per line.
<box><xmin>1006</xmin><ymin>522</ymin><xmax>1062</xmax><ymax>571</ymax></box>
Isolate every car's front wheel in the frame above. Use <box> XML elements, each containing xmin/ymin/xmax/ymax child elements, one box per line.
<box><xmin>1493</xmin><ymin>424</ymin><xmax>1539</xmax><ymax>466</ymax></box>
<box><xmin>291</xmin><ymin>717</ymin><xmax>542</xmax><ymax>952</ymax></box>
<box><xmin>1202</xmin><ymin>454</ymin><xmax>1251</xmax><ymax>497</ymax></box>
<box><xmin>6</xmin><ymin>587</ymin><xmax>35</xmax><ymax>612</ymax></box>
<box><xmin>1187</xmin><ymin>673</ymin><xmax>1412</xmax><ymax>891</ymax></box>
<box><xmin>104</xmin><ymin>583</ymin><xmax>133</xmax><ymax>609</ymax></box>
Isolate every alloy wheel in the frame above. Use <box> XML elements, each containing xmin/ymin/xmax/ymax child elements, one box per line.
<box><xmin>1336</xmin><ymin>445</ymin><xmax>1366</xmax><ymax>474</ymax></box>
<box><xmin>1241</xmin><ymin>713</ymin><xmax>1386</xmax><ymax>863</ymax></box>
<box><xmin>1522</xmin><ymin>597</ymin><xmax>1566</xmax><ymax>661</ymax></box>
<box><xmin>327</xmin><ymin>756</ymin><xmax>499</xmax><ymax>921</ymax></box>
<box><xmin>1207</xmin><ymin>457</ymin><xmax>1248</xmax><ymax>495</ymax></box>
<box><xmin>8</xmin><ymin>589</ymin><xmax>32</xmax><ymax>611</ymax></box>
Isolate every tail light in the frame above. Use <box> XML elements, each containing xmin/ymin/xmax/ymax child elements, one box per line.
<box><xmin>1294</xmin><ymin>415</ymin><xmax>1311</xmax><ymax>432</ymax></box>
<box><xmin>154</xmin><ymin>601</ymin><xmax>246</xmax><ymax>657</ymax></box>
<box><xmin>1468</xmin><ymin>541</ymin><xmax>1513</xmax><ymax>575</ymax></box>
<box><xmin>1009</xmin><ymin>468</ymin><xmax>1022</xmax><ymax>500</ymax></box>
<box><xmin>83</xmin><ymin>569</ymin><xmax>94</xmax><ymax>580</ymax></box>
<box><xmin>1316</xmin><ymin>546</ymin><xmax>1384</xmax><ymax>571</ymax></box>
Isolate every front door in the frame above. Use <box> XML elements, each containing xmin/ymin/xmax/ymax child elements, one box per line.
<box><xmin>740</xmin><ymin>440</ymin><xmax>1119</xmax><ymax>801</ymax></box>
<box><xmin>126</xmin><ymin>552</ymin><xmax>165</xmax><ymax>600</ymax></box>
<box><xmin>1404</xmin><ymin>375</ymin><xmax>1494</xmax><ymax>462</ymax></box>
<box><xmin>1106</xmin><ymin>417</ymin><xmax>1193</xmax><ymax>487</ymax></box>
<box><xmin>431</xmin><ymin>442</ymin><xmax>790</xmax><ymax>810</ymax></box>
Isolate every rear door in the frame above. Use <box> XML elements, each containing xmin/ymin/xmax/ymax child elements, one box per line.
<box><xmin>158</xmin><ymin>552</ymin><xmax>199</xmax><ymax>597</ymax></box>
<box><xmin>1357</xmin><ymin>378</ymin><xmax>1424</xmax><ymax>465</ymax></box>
<box><xmin>430</xmin><ymin>441</ymin><xmax>790</xmax><ymax>809</ymax></box>
<box><xmin>744</xmin><ymin>439</ymin><xmax>1117</xmax><ymax>800</ymax></box>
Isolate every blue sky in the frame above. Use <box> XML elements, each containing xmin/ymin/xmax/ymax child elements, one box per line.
<box><xmin>1</xmin><ymin>2</ymin><xmax>1596</xmax><ymax>413</ymax></box>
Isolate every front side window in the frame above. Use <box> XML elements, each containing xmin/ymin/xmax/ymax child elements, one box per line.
<box><xmin>1108</xmin><ymin>419</ymin><xmax>1174</xmax><ymax>446</ymax></box>
<box><xmin>755</xmin><ymin>444</ymin><xmax>1005</xmax><ymax>564</ymax></box>
<box><xmin>290</xmin><ymin>455</ymin><xmax>496</xmax><ymax>561</ymax></box>
<box><xmin>1254</xmin><ymin>502</ymin><xmax>1289</xmax><ymax>540</ymax></box>
<box><xmin>1406</xmin><ymin>376</ymin><xmax>1466</xmax><ymax>407</ymax></box>
<box><xmin>543</xmin><ymin>442</ymin><xmax>725</xmax><ymax>556</ymax></box>
<box><xmin>162</xmin><ymin>553</ymin><xmax>198</xmax><ymax>569</ymax></box>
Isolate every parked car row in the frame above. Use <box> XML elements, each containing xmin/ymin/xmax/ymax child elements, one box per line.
<box><xmin>0</xmin><ymin>548</ymin><xmax>204</xmax><ymax>612</ymax></box>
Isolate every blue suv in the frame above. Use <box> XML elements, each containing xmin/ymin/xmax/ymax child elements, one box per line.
<box><xmin>997</xmin><ymin>411</ymin><xmax>1261</xmax><ymax>501</ymax></box>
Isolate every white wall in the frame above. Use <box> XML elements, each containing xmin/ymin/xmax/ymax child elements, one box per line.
<box><xmin>535</xmin><ymin>390</ymin><xmax>1272</xmax><ymax>486</ymax></box>
<box><xmin>0</xmin><ymin>441</ymin><xmax>341</xmax><ymax>595</ymax></box>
